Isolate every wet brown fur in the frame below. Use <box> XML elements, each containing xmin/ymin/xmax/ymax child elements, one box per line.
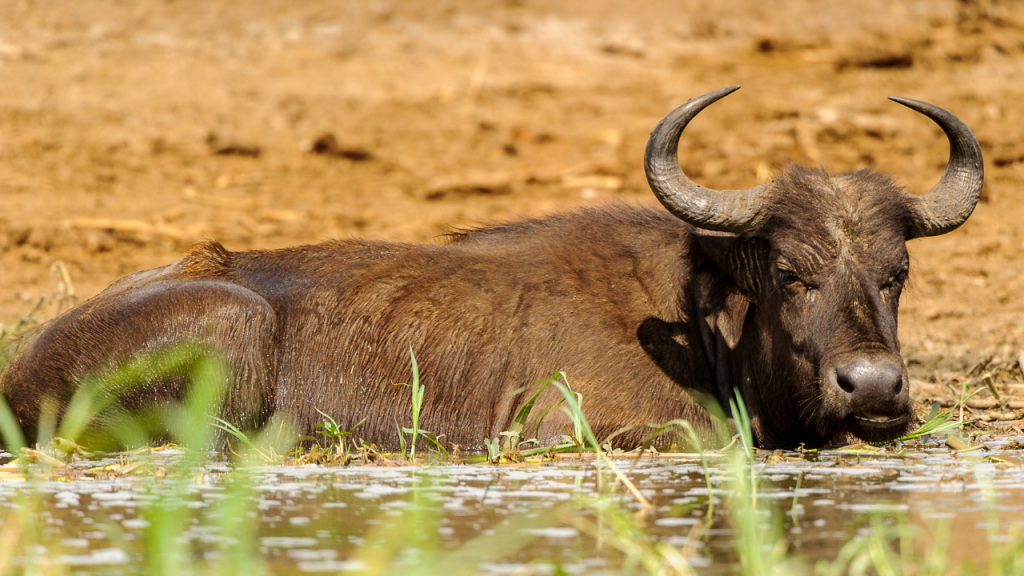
<box><xmin>1</xmin><ymin>165</ymin><xmax>920</xmax><ymax>449</ymax></box>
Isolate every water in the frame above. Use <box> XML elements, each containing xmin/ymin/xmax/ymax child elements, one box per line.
<box><xmin>0</xmin><ymin>438</ymin><xmax>1021</xmax><ymax>573</ymax></box>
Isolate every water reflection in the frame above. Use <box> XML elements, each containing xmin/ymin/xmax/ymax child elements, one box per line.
<box><xmin>0</xmin><ymin>439</ymin><xmax>1021</xmax><ymax>573</ymax></box>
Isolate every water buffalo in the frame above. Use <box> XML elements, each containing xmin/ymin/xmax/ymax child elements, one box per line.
<box><xmin>0</xmin><ymin>86</ymin><xmax>983</xmax><ymax>450</ymax></box>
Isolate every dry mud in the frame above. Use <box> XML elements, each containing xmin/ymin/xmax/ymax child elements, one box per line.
<box><xmin>1</xmin><ymin>0</ymin><xmax>1023</xmax><ymax>408</ymax></box>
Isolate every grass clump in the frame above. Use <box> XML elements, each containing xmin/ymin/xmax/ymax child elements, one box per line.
<box><xmin>467</xmin><ymin>372</ymin><xmax>597</xmax><ymax>464</ymax></box>
<box><xmin>899</xmin><ymin>382</ymin><xmax>985</xmax><ymax>444</ymax></box>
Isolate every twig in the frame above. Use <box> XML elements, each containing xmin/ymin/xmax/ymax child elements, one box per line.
<box><xmin>19</xmin><ymin>448</ymin><xmax>66</xmax><ymax>468</ymax></box>
<box><xmin>720</xmin><ymin>434</ymin><xmax>740</xmax><ymax>452</ymax></box>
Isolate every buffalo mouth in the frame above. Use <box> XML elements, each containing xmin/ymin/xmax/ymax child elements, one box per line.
<box><xmin>846</xmin><ymin>411</ymin><xmax>911</xmax><ymax>442</ymax></box>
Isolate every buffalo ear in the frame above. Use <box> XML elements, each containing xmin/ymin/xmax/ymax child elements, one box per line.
<box><xmin>695</xmin><ymin>231</ymin><xmax>770</xmax><ymax>298</ymax></box>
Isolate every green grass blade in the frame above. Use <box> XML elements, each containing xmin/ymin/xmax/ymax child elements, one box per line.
<box><xmin>553</xmin><ymin>382</ymin><xmax>599</xmax><ymax>452</ymax></box>
<box><xmin>0</xmin><ymin>395</ymin><xmax>26</xmax><ymax>451</ymax></box>
<box><xmin>314</xmin><ymin>408</ymin><xmax>340</xmax><ymax>429</ymax></box>
<box><xmin>409</xmin><ymin>345</ymin><xmax>421</xmax><ymax>459</ymax></box>
<box><xmin>210</xmin><ymin>416</ymin><xmax>271</xmax><ymax>461</ymax></box>
<box><xmin>528</xmin><ymin>398</ymin><xmax>566</xmax><ymax>443</ymax></box>
<box><xmin>170</xmin><ymin>354</ymin><xmax>230</xmax><ymax>453</ymax></box>
<box><xmin>462</xmin><ymin>442</ymin><xmax>584</xmax><ymax>463</ymax></box>
<box><xmin>510</xmin><ymin>373</ymin><xmax>560</xmax><ymax>435</ymax></box>
<box><xmin>395</xmin><ymin>417</ymin><xmax>407</xmax><ymax>457</ymax></box>
<box><xmin>897</xmin><ymin>392</ymin><xmax>986</xmax><ymax>442</ymax></box>
<box><xmin>730</xmin><ymin>389</ymin><xmax>755</xmax><ymax>462</ymax></box>
<box><xmin>420</xmin><ymin>431</ymin><xmax>449</xmax><ymax>456</ymax></box>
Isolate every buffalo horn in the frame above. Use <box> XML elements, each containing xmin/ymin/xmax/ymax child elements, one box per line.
<box><xmin>888</xmin><ymin>96</ymin><xmax>984</xmax><ymax>239</ymax></box>
<box><xmin>644</xmin><ymin>86</ymin><xmax>768</xmax><ymax>233</ymax></box>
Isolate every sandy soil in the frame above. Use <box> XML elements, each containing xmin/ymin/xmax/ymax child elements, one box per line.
<box><xmin>1</xmin><ymin>0</ymin><xmax>1022</xmax><ymax>408</ymax></box>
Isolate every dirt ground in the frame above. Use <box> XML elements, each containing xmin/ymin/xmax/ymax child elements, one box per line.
<box><xmin>1</xmin><ymin>0</ymin><xmax>1022</xmax><ymax>408</ymax></box>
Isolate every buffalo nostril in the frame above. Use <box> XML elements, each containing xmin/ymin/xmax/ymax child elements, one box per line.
<box><xmin>834</xmin><ymin>359</ymin><xmax>903</xmax><ymax>399</ymax></box>
<box><xmin>835</xmin><ymin>369</ymin><xmax>856</xmax><ymax>394</ymax></box>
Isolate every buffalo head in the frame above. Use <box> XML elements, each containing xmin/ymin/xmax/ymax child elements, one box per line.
<box><xmin>645</xmin><ymin>86</ymin><xmax>983</xmax><ymax>445</ymax></box>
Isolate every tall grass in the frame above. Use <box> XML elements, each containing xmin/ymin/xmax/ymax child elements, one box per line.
<box><xmin>467</xmin><ymin>372</ymin><xmax>594</xmax><ymax>464</ymax></box>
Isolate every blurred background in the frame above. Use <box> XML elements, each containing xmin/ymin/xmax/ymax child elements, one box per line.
<box><xmin>1</xmin><ymin>0</ymin><xmax>1021</xmax><ymax>386</ymax></box>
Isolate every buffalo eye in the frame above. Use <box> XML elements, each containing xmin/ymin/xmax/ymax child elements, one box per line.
<box><xmin>775</xmin><ymin>267</ymin><xmax>806</xmax><ymax>288</ymax></box>
<box><xmin>882</xmin><ymin>268</ymin><xmax>909</xmax><ymax>290</ymax></box>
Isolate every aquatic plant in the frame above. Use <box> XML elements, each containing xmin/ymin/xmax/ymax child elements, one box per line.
<box><xmin>469</xmin><ymin>372</ymin><xmax>584</xmax><ymax>464</ymax></box>
<box><xmin>898</xmin><ymin>384</ymin><xmax>985</xmax><ymax>443</ymax></box>
<box><xmin>211</xmin><ymin>415</ymin><xmax>276</xmax><ymax>462</ymax></box>
<box><xmin>393</xmin><ymin>346</ymin><xmax>448</xmax><ymax>459</ymax></box>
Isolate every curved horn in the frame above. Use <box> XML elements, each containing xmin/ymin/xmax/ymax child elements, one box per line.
<box><xmin>644</xmin><ymin>86</ymin><xmax>768</xmax><ymax>233</ymax></box>
<box><xmin>888</xmin><ymin>96</ymin><xmax>984</xmax><ymax>239</ymax></box>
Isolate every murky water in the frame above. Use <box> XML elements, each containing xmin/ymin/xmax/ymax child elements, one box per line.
<box><xmin>1</xmin><ymin>437</ymin><xmax>1021</xmax><ymax>574</ymax></box>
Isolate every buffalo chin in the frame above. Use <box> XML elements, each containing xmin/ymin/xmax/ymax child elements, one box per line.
<box><xmin>845</xmin><ymin>412</ymin><xmax>912</xmax><ymax>443</ymax></box>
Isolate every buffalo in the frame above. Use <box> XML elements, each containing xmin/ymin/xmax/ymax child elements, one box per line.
<box><xmin>0</xmin><ymin>86</ymin><xmax>983</xmax><ymax>450</ymax></box>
